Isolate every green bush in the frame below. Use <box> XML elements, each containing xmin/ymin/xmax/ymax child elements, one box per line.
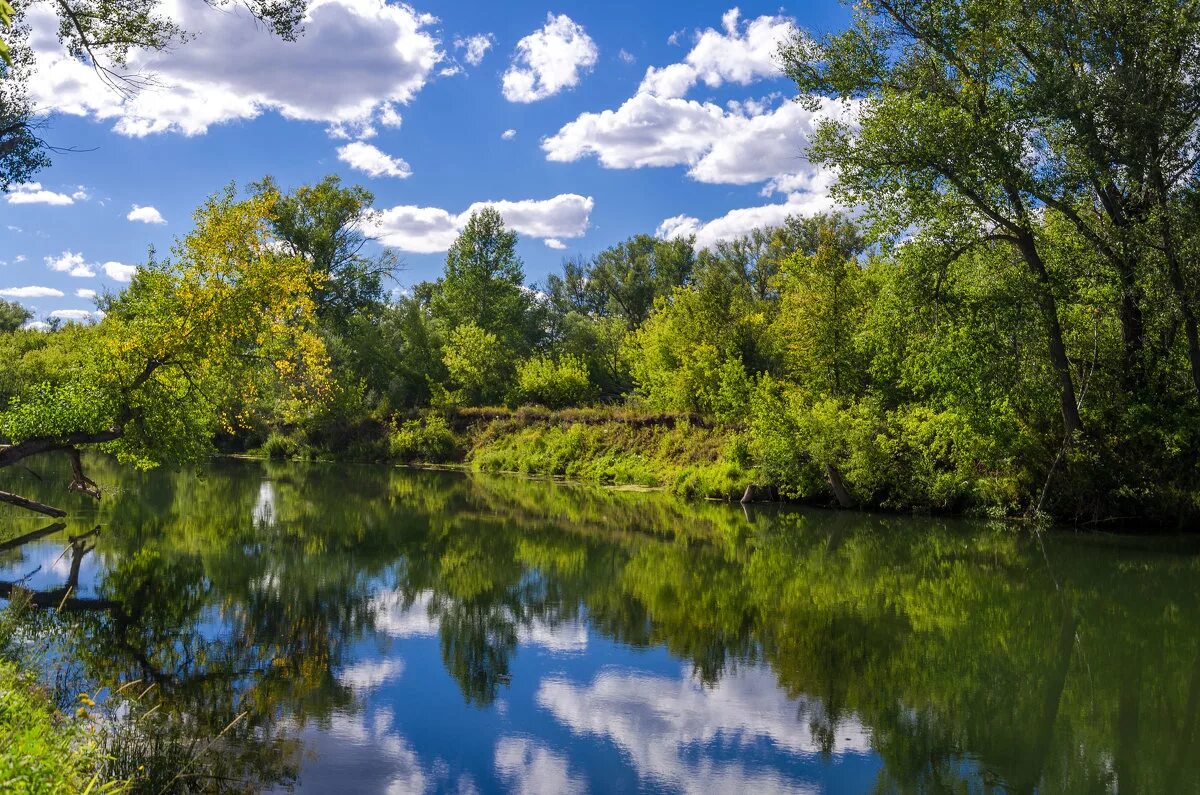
<box><xmin>260</xmin><ymin>431</ymin><xmax>301</xmax><ymax>460</ymax></box>
<box><xmin>514</xmin><ymin>354</ymin><xmax>595</xmax><ymax>409</ymax></box>
<box><xmin>0</xmin><ymin>660</ymin><xmax>112</xmax><ymax>795</ymax></box>
<box><xmin>390</xmin><ymin>415</ymin><xmax>460</xmax><ymax>462</ymax></box>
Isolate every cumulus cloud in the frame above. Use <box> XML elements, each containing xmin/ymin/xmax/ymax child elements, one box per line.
<box><xmin>494</xmin><ymin>738</ymin><xmax>586</xmax><ymax>795</ymax></box>
<box><xmin>369</xmin><ymin>194</ymin><xmax>593</xmax><ymax>253</ymax></box>
<box><xmin>502</xmin><ymin>128</ymin><xmax>517</xmax><ymax>140</ymax></box>
<box><xmin>541</xmin><ymin>8</ymin><xmax>852</xmax><ymax>238</ymax></box>
<box><xmin>336</xmin><ymin>141</ymin><xmax>413</xmax><ymax>179</ymax></box>
<box><xmin>618</xmin><ymin>48</ymin><xmax>636</xmax><ymax>64</ymax></box>
<box><xmin>6</xmin><ymin>182</ymin><xmax>78</xmax><ymax>205</ymax></box>
<box><xmin>102</xmin><ymin>262</ymin><xmax>137</xmax><ymax>282</ymax></box>
<box><xmin>455</xmin><ymin>33</ymin><xmax>495</xmax><ymax>66</ymax></box>
<box><xmin>27</xmin><ymin>0</ymin><xmax>442</xmax><ymax>137</ymax></box>
<box><xmin>639</xmin><ymin>9</ymin><xmax>795</xmax><ymax>99</ymax></box>
<box><xmin>656</xmin><ymin>184</ymin><xmax>839</xmax><ymax>250</ymax></box>
<box><xmin>544</xmin><ymin>238</ymin><xmax>566</xmax><ymax>250</ymax></box>
<box><xmin>45</xmin><ymin>251</ymin><xmax>96</xmax><ymax>277</ymax></box>
<box><xmin>502</xmin><ymin>14</ymin><xmax>598</xmax><ymax>102</ymax></box>
<box><xmin>0</xmin><ymin>286</ymin><xmax>64</xmax><ymax>298</ymax></box>
<box><xmin>75</xmin><ymin>288</ymin><xmax>97</xmax><ymax>299</ymax></box>
<box><xmin>127</xmin><ymin>204</ymin><xmax>166</xmax><ymax>224</ymax></box>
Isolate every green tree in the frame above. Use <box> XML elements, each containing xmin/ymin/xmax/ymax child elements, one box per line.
<box><xmin>432</xmin><ymin>208</ymin><xmax>534</xmax><ymax>351</ymax></box>
<box><xmin>0</xmin><ymin>185</ymin><xmax>329</xmax><ymax>516</ymax></box>
<box><xmin>0</xmin><ymin>299</ymin><xmax>30</xmax><ymax>332</ymax></box>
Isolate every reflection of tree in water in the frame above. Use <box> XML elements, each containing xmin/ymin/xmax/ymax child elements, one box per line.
<box><xmin>1</xmin><ymin>457</ymin><xmax>1199</xmax><ymax>793</ymax></box>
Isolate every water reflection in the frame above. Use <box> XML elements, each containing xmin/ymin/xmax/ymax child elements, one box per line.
<box><xmin>0</xmin><ymin>456</ymin><xmax>1197</xmax><ymax>793</ymax></box>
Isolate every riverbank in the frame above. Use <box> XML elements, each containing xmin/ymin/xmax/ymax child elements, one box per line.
<box><xmin>0</xmin><ymin>645</ymin><xmax>107</xmax><ymax>793</ymax></box>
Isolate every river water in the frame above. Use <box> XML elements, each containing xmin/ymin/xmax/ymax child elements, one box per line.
<box><xmin>1</xmin><ymin>457</ymin><xmax>1198</xmax><ymax>793</ymax></box>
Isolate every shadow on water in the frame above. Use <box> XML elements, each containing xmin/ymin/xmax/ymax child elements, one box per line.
<box><xmin>1</xmin><ymin>455</ymin><xmax>1198</xmax><ymax>792</ymax></box>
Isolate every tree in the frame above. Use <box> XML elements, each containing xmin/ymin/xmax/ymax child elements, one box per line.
<box><xmin>432</xmin><ymin>206</ymin><xmax>535</xmax><ymax>356</ymax></box>
<box><xmin>781</xmin><ymin>0</ymin><xmax>1090</xmax><ymax>436</ymax></box>
<box><xmin>0</xmin><ymin>298</ymin><xmax>30</xmax><ymax>332</ymax></box>
<box><xmin>583</xmin><ymin>234</ymin><xmax>695</xmax><ymax>328</ymax></box>
<box><xmin>252</xmin><ymin>175</ymin><xmax>396</xmax><ymax>328</ymax></box>
<box><xmin>0</xmin><ymin>185</ymin><xmax>329</xmax><ymax>516</ymax></box>
<box><xmin>0</xmin><ymin>13</ymin><xmax>51</xmax><ymax>188</ymax></box>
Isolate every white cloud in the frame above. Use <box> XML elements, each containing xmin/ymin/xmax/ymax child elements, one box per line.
<box><xmin>618</xmin><ymin>48</ymin><xmax>636</xmax><ymax>64</ymax></box>
<box><xmin>544</xmin><ymin>238</ymin><xmax>567</xmax><ymax>250</ymax></box>
<box><xmin>22</xmin><ymin>320</ymin><xmax>51</xmax><ymax>331</ymax></box>
<box><xmin>0</xmin><ymin>286</ymin><xmax>64</xmax><ymax>298</ymax></box>
<box><xmin>336</xmin><ymin>142</ymin><xmax>413</xmax><ymax>179</ymax></box>
<box><xmin>639</xmin><ymin>9</ymin><xmax>795</xmax><ymax>99</ymax></box>
<box><xmin>379</xmin><ymin>104</ymin><xmax>403</xmax><ymax>128</ymax></box>
<box><xmin>656</xmin><ymin>187</ymin><xmax>839</xmax><ymax>250</ymax></box>
<box><xmin>502</xmin><ymin>128</ymin><xmax>517</xmax><ymax>140</ymax></box>
<box><xmin>127</xmin><ymin>204</ymin><xmax>166</xmax><ymax>224</ymax></box>
<box><xmin>27</xmin><ymin>0</ymin><xmax>442</xmax><ymax>137</ymax></box>
<box><xmin>494</xmin><ymin>738</ymin><xmax>586</xmax><ymax>795</ymax></box>
<box><xmin>102</xmin><ymin>262</ymin><xmax>137</xmax><ymax>282</ymax></box>
<box><xmin>455</xmin><ymin>33</ymin><xmax>495</xmax><ymax>66</ymax></box>
<box><xmin>45</xmin><ymin>251</ymin><xmax>96</xmax><ymax>278</ymax></box>
<box><xmin>540</xmin><ymin>7</ymin><xmax>847</xmax><ymax>209</ymax></box>
<box><xmin>6</xmin><ymin>182</ymin><xmax>77</xmax><ymax>205</ymax></box>
<box><xmin>75</xmin><ymin>288</ymin><xmax>97</xmax><ymax>299</ymax></box>
<box><xmin>544</xmin><ymin>93</ymin><xmax>729</xmax><ymax>169</ymax></box>
<box><xmin>539</xmin><ymin>666</ymin><xmax>872</xmax><ymax>793</ymax></box>
<box><xmin>502</xmin><ymin>14</ymin><xmax>598</xmax><ymax>102</ymax></box>
<box><xmin>49</xmin><ymin>309</ymin><xmax>96</xmax><ymax>322</ymax></box>
<box><xmin>14</xmin><ymin>255</ymin><xmax>25</xmax><ymax>263</ymax></box>
<box><xmin>369</xmin><ymin>194</ymin><xmax>593</xmax><ymax>253</ymax></box>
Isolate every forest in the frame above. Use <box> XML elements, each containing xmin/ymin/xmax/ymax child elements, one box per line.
<box><xmin>1</xmin><ymin>2</ymin><xmax>1199</xmax><ymax>527</ymax></box>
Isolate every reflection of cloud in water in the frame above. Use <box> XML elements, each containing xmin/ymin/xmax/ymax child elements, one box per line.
<box><xmin>495</xmin><ymin>737</ymin><xmax>587</xmax><ymax>795</ymax></box>
<box><xmin>339</xmin><ymin>657</ymin><xmax>405</xmax><ymax>691</ymax></box>
<box><xmin>538</xmin><ymin>666</ymin><xmax>872</xmax><ymax>794</ymax></box>
<box><xmin>371</xmin><ymin>590</ymin><xmax>589</xmax><ymax>652</ymax></box>
<box><xmin>279</xmin><ymin>707</ymin><xmax>431</xmax><ymax>794</ymax></box>
<box><xmin>252</xmin><ymin>480</ymin><xmax>276</xmax><ymax>527</ymax></box>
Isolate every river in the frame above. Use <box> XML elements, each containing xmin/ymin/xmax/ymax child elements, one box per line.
<box><xmin>1</xmin><ymin>457</ymin><xmax>1198</xmax><ymax>793</ymax></box>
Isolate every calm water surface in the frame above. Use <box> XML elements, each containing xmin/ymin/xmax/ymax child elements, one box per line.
<box><xmin>1</xmin><ymin>458</ymin><xmax>1199</xmax><ymax>793</ymax></box>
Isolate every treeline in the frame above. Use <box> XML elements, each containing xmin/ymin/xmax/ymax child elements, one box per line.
<box><xmin>2</xmin><ymin>168</ymin><xmax>1200</xmax><ymax>523</ymax></box>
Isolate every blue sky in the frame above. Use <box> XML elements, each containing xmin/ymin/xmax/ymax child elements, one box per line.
<box><xmin>1</xmin><ymin>0</ymin><xmax>853</xmax><ymax>325</ymax></box>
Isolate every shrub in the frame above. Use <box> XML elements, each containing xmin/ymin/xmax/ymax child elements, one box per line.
<box><xmin>260</xmin><ymin>431</ymin><xmax>301</xmax><ymax>460</ymax></box>
<box><xmin>390</xmin><ymin>415</ymin><xmax>460</xmax><ymax>462</ymax></box>
<box><xmin>514</xmin><ymin>355</ymin><xmax>595</xmax><ymax>409</ymax></box>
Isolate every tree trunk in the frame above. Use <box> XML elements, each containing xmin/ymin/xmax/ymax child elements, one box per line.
<box><xmin>825</xmin><ymin>463</ymin><xmax>855</xmax><ymax>508</ymax></box>
<box><xmin>0</xmin><ymin>490</ymin><xmax>67</xmax><ymax>517</ymax></box>
<box><xmin>1014</xmin><ymin>233</ymin><xmax>1084</xmax><ymax>436</ymax></box>
<box><xmin>1153</xmin><ymin>189</ymin><xmax>1200</xmax><ymax>400</ymax></box>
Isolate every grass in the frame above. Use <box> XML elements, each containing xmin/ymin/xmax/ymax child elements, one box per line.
<box><xmin>0</xmin><ymin>657</ymin><xmax>113</xmax><ymax>794</ymax></box>
<box><xmin>463</xmin><ymin>410</ymin><xmax>755</xmax><ymax>500</ymax></box>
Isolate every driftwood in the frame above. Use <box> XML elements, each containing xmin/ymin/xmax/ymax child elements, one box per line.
<box><xmin>0</xmin><ymin>489</ymin><xmax>68</xmax><ymax>517</ymax></box>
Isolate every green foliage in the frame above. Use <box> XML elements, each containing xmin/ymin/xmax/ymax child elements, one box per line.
<box><xmin>389</xmin><ymin>414</ymin><xmax>459</xmax><ymax>462</ymax></box>
<box><xmin>0</xmin><ymin>658</ymin><xmax>113</xmax><ymax>794</ymax></box>
<box><xmin>442</xmin><ymin>323</ymin><xmax>508</xmax><ymax>405</ymax></box>
<box><xmin>468</xmin><ymin>415</ymin><xmax>751</xmax><ymax>499</ymax></box>
<box><xmin>514</xmin><ymin>354</ymin><xmax>595</xmax><ymax>409</ymax></box>
<box><xmin>0</xmin><ymin>299</ymin><xmax>30</xmax><ymax>332</ymax></box>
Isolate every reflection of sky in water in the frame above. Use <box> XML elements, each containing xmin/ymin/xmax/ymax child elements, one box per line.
<box><xmin>263</xmin><ymin>588</ymin><xmax>881</xmax><ymax>793</ymax></box>
<box><xmin>0</xmin><ymin>530</ymin><xmax>105</xmax><ymax>599</ymax></box>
